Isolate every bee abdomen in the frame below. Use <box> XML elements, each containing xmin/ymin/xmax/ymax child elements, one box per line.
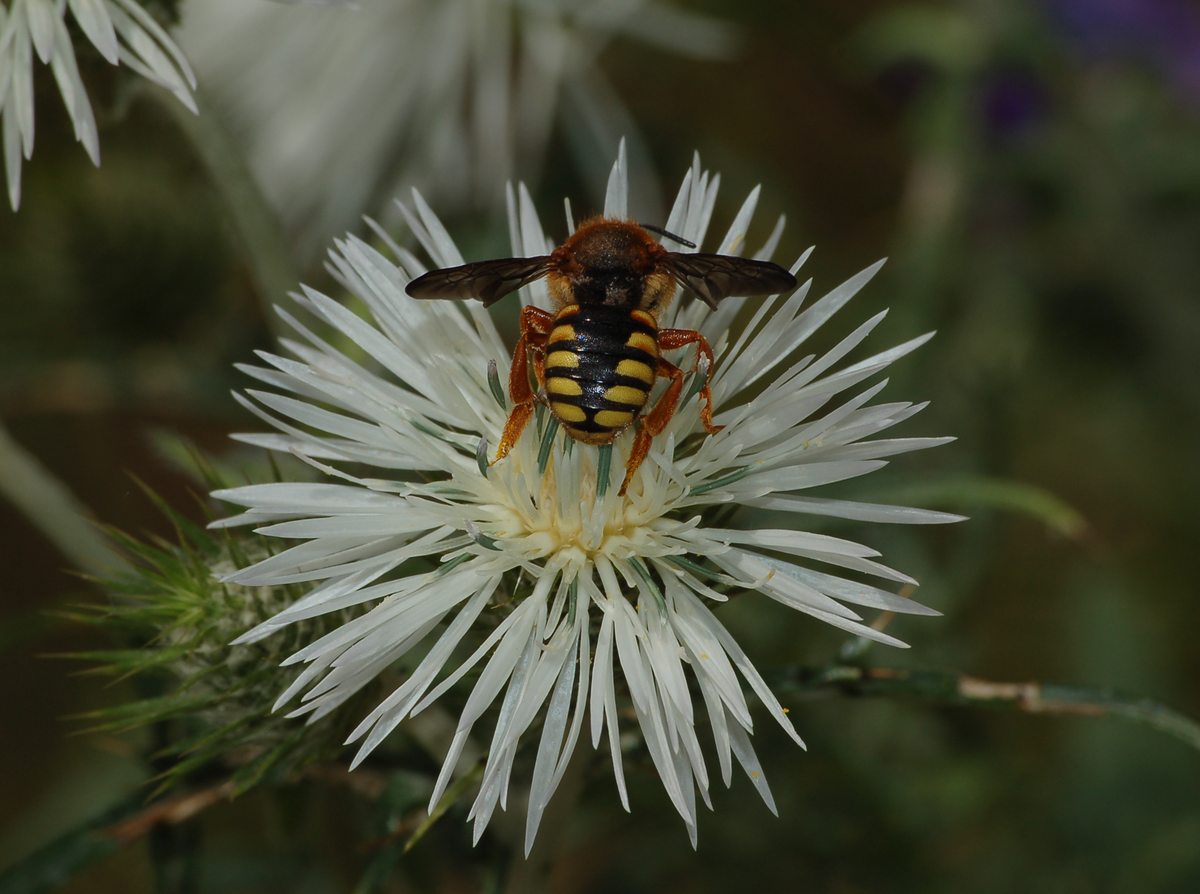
<box><xmin>543</xmin><ymin>306</ymin><xmax>658</xmax><ymax>442</ymax></box>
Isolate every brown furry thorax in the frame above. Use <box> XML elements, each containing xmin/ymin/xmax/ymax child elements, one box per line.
<box><xmin>545</xmin><ymin>218</ymin><xmax>678</xmax><ymax>316</ymax></box>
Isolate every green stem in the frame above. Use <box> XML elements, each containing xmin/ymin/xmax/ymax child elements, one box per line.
<box><xmin>776</xmin><ymin>665</ymin><xmax>1200</xmax><ymax>752</ymax></box>
<box><xmin>152</xmin><ymin>86</ymin><xmax>298</xmax><ymax>334</ymax></box>
<box><xmin>0</xmin><ymin>420</ymin><xmax>126</xmax><ymax>575</ymax></box>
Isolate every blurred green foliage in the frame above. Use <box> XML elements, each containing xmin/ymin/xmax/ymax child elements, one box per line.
<box><xmin>2</xmin><ymin>0</ymin><xmax>1199</xmax><ymax>891</ymax></box>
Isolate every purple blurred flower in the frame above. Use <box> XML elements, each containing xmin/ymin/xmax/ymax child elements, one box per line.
<box><xmin>1045</xmin><ymin>0</ymin><xmax>1200</xmax><ymax>100</ymax></box>
<box><xmin>981</xmin><ymin>68</ymin><xmax>1048</xmax><ymax>143</ymax></box>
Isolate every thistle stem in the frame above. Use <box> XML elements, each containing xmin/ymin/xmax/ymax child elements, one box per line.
<box><xmin>776</xmin><ymin>665</ymin><xmax>1200</xmax><ymax>752</ymax></box>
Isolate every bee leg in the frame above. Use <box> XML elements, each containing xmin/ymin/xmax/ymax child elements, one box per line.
<box><xmin>619</xmin><ymin>357</ymin><xmax>684</xmax><ymax>496</ymax></box>
<box><xmin>494</xmin><ymin>306</ymin><xmax>555</xmax><ymax>464</ymax></box>
<box><xmin>531</xmin><ymin>341</ymin><xmax>548</xmax><ymax>402</ymax></box>
<box><xmin>655</xmin><ymin>328</ymin><xmax>723</xmax><ymax>434</ymax></box>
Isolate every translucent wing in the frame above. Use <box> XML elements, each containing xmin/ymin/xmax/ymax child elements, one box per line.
<box><xmin>664</xmin><ymin>253</ymin><xmax>797</xmax><ymax>309</ymax></box>
<box><xmin>405</xmin><ymin>257</ymin><xmax>552</xmax><ymax>307</ymax></box>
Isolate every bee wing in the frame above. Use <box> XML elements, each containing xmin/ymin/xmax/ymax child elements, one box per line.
<box><xmin>405</xmin><ymin>257</ymin><xmax>552</xmax><ymax>307</ymax></box>
<box><xmin>665</xmin><ymin>253</ymin><xmax>797</xmax><ymax>310</ymax></box>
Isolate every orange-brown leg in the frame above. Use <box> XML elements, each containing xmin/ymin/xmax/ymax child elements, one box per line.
<box><xmin>494</xmin><ymin>306</ymin><xmax>554</xmax><ymax>464</ymax></box>
<box><xmin>619</xmin><ymin>358</ymin><xmax>685</xmax><ymax>496</ymax></box>
<box><xmin>530</xmin><ymin>343</ymin><xmax>547</xmax><ymax>397</ymax></box>
<box><xmin>655</xmin><ymin>328</ymin><xmax>723</xmax><ymax>434</ymax></box>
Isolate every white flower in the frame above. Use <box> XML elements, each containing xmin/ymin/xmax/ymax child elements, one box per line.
<box><xmin>213</xmin><ymin>145</ymin><xmax>960</xmax><ymax>850</ymax></box>
<box><xmin>0</xmin><ymin>0</ymin><xmax>196</xmax><ymax>209</ymax></box>
<box><xmin>179</xmin><ymin>0</ymin><xmax>734</xmax><ymax>252</ymax></box>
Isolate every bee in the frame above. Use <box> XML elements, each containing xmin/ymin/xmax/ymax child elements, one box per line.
<box><xmin>405</xmin><ymin>217</ymin><xmax>796</xmax><ymax>495</ymax></box>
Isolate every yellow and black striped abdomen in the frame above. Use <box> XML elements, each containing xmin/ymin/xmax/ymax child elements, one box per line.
<box><xmin>543</xmin><ymin>305</ymin><xmax>658</xmax><ymax>445</ymax></box>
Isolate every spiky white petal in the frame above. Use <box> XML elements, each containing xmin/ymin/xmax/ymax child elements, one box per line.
<box><xmin>0</xmin><ymin>0</ymin><xmax>195</xmax><ymax>209</ymax></box>
<box><xmin>179</xmin><ymin>0</ymin><xmax>735</xmax><ymax>250</ymax></box>
<box><xmin>215</xmin><ymin>146</ymin><xmax>960</xmax><ymax>850</ymax></box>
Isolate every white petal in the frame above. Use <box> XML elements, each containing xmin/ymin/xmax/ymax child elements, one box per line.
<box><xmin>11</xmin><ymin>18</ymin><xmax>35</xmax><ymax>156</ymax></box>
<box><xmin>680</xmin><ymin>589</ymin><xmax>805</xmax><ymax>747</ymax></box>
<box><xmin>348</xmin><ymin>582</ymin><xmax>497</xmax><ymax>766</ymax></box>
<box><xmin>750</xmin><ymin>494</ymin><xmax>965</xmax><ymax>525</ymax></box>
<box><xmin>68</xmin><ymin>0</ymin><xmax>118</xmax><ymax>63</ymax></box>
<box><xmin>728</xmin><ymin>722</ymin><xmax>778</xmax><ymax>815</ymax></box>
<box><xmin>589</xmin><ymin>604</ymin><xmax>630</xmax><ymax>810</ymax></box>
<box><xmin>523</xmin><ymin>626</ymin><xmax>579</xmax><ymax>852</ymax></box>
<box><xmin>3</xmin><ymin>82</ymin><xmax>23</xmax><ymax>210</ymax></box>
<box><xmin>603</xmin><ymin>136</ymin><xmax>627</xmax><ymax>219</ymax></box>
<box><xmin>23</xmin><ymin>0</ymin><xmax>58</xmax><ymax>63</ymax></box>
<box><xmin>427</xmin><ymin>597</ymin><xmax>543</xmax><ymax>810</ymax></box>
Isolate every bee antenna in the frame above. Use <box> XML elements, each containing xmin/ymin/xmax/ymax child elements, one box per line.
<box><xmin>640</xmin><ymin>223</ymin><xmax>697</xmax><ymax>249</ymax></box>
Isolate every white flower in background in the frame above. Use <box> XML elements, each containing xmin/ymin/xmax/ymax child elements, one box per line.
<box><xmin>0</xmin><ymin>0</ymin><xmax>195</xmax><ymax>209</ymax></box>
<box><xmin>179</xmin><ymin>0</ymin><xmax>734</xmax><ymax>253</ymax></box>
<box><xmin>213</xmin><ymin>147</ymin><xmax>959</xmax><ymax>850</ymax></box>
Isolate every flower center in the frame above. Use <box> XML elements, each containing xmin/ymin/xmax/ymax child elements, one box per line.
<box><xmin>478</xmin><ymin>448</ymin><xmax>665</xmax><ymax>564</ymax></box>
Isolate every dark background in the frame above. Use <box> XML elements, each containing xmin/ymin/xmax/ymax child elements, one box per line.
<box><xmin>2</xmin><ymin>0</ymin><xmax>1199</xmax><ymax>891</ymax></box>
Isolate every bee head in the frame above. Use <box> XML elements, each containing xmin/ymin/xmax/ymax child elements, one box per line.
<box><xmin>547</xmin><ymin>218</ymin><xmax>677</xmax><ymax>315</ymax></box>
